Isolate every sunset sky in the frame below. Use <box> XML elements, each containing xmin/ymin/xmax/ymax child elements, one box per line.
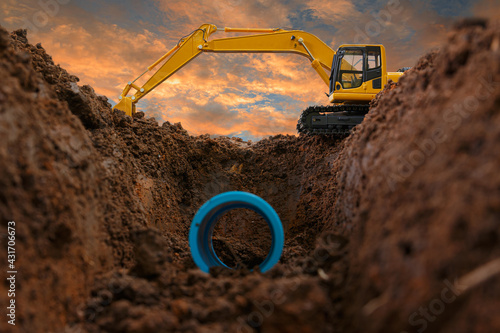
<box><xmin>1</xmin><ymin>0</ymin><xmax>498</xmax><ymax>140</ymax></box>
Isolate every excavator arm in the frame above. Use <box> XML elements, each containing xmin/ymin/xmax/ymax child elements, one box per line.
<box><xmin>114</xmin><ymin>23</ymin><xmax>336</xmax><ymax>116</ymax></box>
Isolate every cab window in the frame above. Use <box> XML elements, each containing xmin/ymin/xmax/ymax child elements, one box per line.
<box><xmin>367</xmin><ymin>49</ymin><xmax>381</xmax><ymax>69</ymax></box>
<box><xmin>338</xmin><ymin>49</ymin><xmax>363</xmax><ymax>89</ymax></box>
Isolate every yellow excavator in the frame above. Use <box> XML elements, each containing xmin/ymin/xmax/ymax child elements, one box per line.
<box><xmin>113</xmin><ymin>23</ymin><xmax>408</xmax><ymax>135</ymax></box>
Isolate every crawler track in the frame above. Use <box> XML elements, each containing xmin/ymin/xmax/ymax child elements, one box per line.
<box><xmin>297</xmin><ymin>104</ymin><xmax>369</xmax><ymax>135</ymax></box>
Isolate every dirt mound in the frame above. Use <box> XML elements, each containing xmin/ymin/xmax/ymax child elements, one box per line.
<box><xmin>0</xmin><ymin>18</ymin><xmax>499</xmax><ymax>333</ymax></box>
<box><xmin>334</xmin><ymin>19</ymin><xmax>500</xmax><ymax>332</ymax></box>
<box><xmin>0</xmin><ymin>26</ymin><xmax>114</xmax><ymax>332</ymax></box>
<box><xmin>10</xmin><ymin>29</ymin><xmax>113</xmax><ymax>130</ymax></box>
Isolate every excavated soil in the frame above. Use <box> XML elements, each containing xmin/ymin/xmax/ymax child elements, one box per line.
<box><xmin>0</xmin><ymin>18</ymin><xmax>499</xmax><ymax>333</ymax></box>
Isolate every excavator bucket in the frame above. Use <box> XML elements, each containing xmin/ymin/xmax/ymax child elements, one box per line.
<box><xmin>113</xmin><ymin>97</ymin><xmax>135</xmax><ymax>117</ymax></box>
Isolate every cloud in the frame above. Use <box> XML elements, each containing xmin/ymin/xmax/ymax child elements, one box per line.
<box><xmin>306</xmin><ymin>0</ymin><xmax>358</xmax><ymax>23</ymax></box>
<box><xmin>214</xmin><ymin>93</ymin><xmax>264</xmax><ymax>107</ymax></box>
<box><xmin>153</xmin><ymin>0</ymin><xmax>292</xmax><ymax>29</ymax></box>
<box><xmin>472</xmin><ymin>0</ymin><xmax>500</xmax><ymax>19</ymax></box>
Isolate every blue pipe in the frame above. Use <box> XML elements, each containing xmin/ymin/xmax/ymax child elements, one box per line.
<box><xmin>189</xmin><ymin>191</ymin><xmax>284</xmax><ymax>273</ymax></box>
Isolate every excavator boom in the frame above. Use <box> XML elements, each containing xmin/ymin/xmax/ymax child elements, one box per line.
<box><xmin>113</xmin><ymin>24</ymin><xmax>335</xmax><ymax>116</ymax></box>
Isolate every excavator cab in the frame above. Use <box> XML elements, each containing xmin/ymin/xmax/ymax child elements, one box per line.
<box><xmin>299</xmin><ymin>44</ymin><xmax>407</xmax><ymax>134</ymax></box>
<box><xmin>328</xmin><ymin>45</ymin><xmax>387</xmax><ymax>104</ymax></box>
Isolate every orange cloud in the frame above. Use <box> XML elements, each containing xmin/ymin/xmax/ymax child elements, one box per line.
<box><xmin>473</xmin><ymin>0</ymin><xmax>500</xmax><ymax>19</ymax></box>
<box><xmin>307</xmin><ymin>0</ymin><xmax>358</xmax><ymax>22</ymax></box>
